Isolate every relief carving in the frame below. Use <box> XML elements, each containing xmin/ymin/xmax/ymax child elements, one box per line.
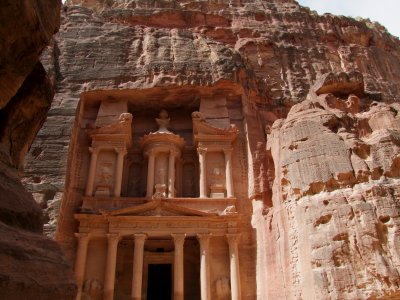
<box><xmin>155</xmin><ymin>109</ymin><xmax>171</xmax><ymax>133</ymax></box>
<box><xmin>156</xmin><ymin>167</ymin><xmax>167</xmax><ymax>186</ymax></box>
<box><xmin>98</xmin><ymin>164</ymin><xmax>113</xmax><ymax>184</ymax></box>
<box><xmin>210</xmin><ymin>166</ymin><xmax>225</xmax><ymax>198</ymax></box>
<box><xmin>210</xmin><ymin>166</ymin><xmax>224</xmax><ymax>185</ymax></box>
<box><xmin>95</xmin><ymin>160</ymin><xmax>114</xmax><ymax>196</ymax></box>
<box><xmin>82</xmin><ymin>278</ymin><xmax>102</xmax><ymax>300</ymax></box>
<box><xmin>207</xmin><ymin>152</ymin><xmax>226</xmax><ymax>198</ymax></box>
<box><xmin>140</xmin><ymin>110</ymin><xmax>185</xmax><ymax>198</ymax></box>
<box><xmin>215</xmin><ymin>277</ymin><xmax>230</xmax><ymax>299</ymax></box>
<box><xmin>221</xmin><ymin>205</ymin><xmax>237</xmax><ymax>215</ymax></box>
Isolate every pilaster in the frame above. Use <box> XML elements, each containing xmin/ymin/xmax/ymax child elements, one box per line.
<box><xmin>74</xmin><ymin>233</ymin><xmax>91</xmax><ymax>300</ymax></box>
<box><xmin>226</xmin><ymin>234</ymin><xmax>241</xmax><ymax>300</ymax></box>
<box><xmin>172</xmin><ymin>234</ymin><xmax>186</xmax><ymax>300</ymax></box>
<box><xmin>132</xmin><ymin>233</ymin><xmax>147</xmax><ymax>300</ymax></box>
<box><xmin>197</xmin><ymin>233</ymin><xmax>212</xmax><ymax>300</ymax></box>
<box><xmin>197</xmin><ymin>147</ymin><xmax>208</xmax><ymax>198</ymax></box>
<box><xmin>103</xmin><ymin>233</ymin><xmax>121</xmax><ymax>300</ymax></box>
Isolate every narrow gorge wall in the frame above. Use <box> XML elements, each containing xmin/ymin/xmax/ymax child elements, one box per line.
<box><xmin>23</xmin><ymin>0</ymin><xmax>400</xmax><ymax>299</ymax></box>
<box><xmin>0</xmin><ymin>0</ymin><xmax>75</xmax><ymax>299</ymax></box>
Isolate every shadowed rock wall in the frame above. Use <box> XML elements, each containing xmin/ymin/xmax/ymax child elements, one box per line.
<box><xmin>24</xmin><ymin>0</ymin><xmax>400</xmax><ymax>298</ymax></box>
<box><xmin>0</xmin><ymin>1</ymin><xmax>76</xmax><ymax>299</ymax></box>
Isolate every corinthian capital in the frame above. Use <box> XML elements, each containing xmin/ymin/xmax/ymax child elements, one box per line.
<box><xmin>197</xmin><ymin>147</ymin><xmax>208</xmax><ymax>156</ymax></box>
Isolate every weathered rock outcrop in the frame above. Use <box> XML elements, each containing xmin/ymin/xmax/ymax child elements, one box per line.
<box><xmin>24</xmin><ymin>0</ymin><xmax>400</xmax><ymax>298</ymax></box>
<box><xmin>0</xmin><ymin>0</ymin><xmax>76</xmax><ymax>299</ymax></box>
<box><xmin>255</xmin><ymin>74</ymin><xmax>400</xmax><ymax>299</ymax></box>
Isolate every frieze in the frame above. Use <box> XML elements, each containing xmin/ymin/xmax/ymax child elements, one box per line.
<box><xmin>92</xmin><ymin>140</ymin><xmax>127</xmax><ymax>149</ymax></box>
<box><xmin>198</xmin><ymin>141</ymin><xmax>232</xmax><ymax>148</ymax></box>
<box><xmin>107</xmin><ymin>219</ymin><xmax>237</xmax><ymax>229</ymax></box>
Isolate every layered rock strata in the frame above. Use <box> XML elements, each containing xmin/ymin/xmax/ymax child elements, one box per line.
<box><xmin>25</xmin><ymin>0</ymin><xmax>400</xmax><ymax>237</ymax></box>
<box><xmin>256</xmin><ymin>74</ymin><xmax>400</xmax><ymax>299</ymax></box>
<box><xmin>0</xmin><ymin>0</ymin><xmax>76</xmax><ymax>299</ymax></box>
<box><xmin>23</xmin><ymin>0</ymin><xmax>400</xmax><ymax>299</ymax></box>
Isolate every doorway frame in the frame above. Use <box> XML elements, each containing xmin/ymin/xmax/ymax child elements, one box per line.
<box><xmin>142</xmin><ymin>251</ymin><xmax>174</xmax><ymax>300</ymax></box>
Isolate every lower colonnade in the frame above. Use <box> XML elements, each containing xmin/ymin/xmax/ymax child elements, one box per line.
<box><xmin>74</xmin><ymin>231</ymin><xmax>241</xmax><ymax>300</ymax></box>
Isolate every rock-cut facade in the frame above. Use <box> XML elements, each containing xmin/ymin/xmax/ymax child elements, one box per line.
<box><xmin>23</xmin><ymin>0</ymin><xmax>400</xmax><ymax>299</ymax></box>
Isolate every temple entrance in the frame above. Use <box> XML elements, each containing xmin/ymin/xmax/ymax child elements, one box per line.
<box><xmin>147</xmin><ymin>264</ymin><xmax>172</xmax><ymax>300</ymax></box>
<box><xmin>70</xmin><ymin>89</ymin><xmax>247</xmax><ymax>300</ymax></box>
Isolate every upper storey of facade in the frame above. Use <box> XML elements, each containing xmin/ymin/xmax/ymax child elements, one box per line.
<box><xmin>71</xmin><ymin>87</ymin><xmax>247</xmax><ymax>218</ymax></box>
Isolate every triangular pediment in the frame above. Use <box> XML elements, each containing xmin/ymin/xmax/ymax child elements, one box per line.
<box><xmin>100</xmin><ymin>199</ymin><xmax>218</xmax><ymax>217</ymax></box>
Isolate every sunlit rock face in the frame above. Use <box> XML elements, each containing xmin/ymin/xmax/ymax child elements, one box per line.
<box><xmin>24</xmin><ymin>0</ymin><xmax>400</xmax><ymax>299</ymax></box>
<box><xmin>263</xmin><ymin>75</ymin><xmax>400</xmax><ymax>299</ymax></box>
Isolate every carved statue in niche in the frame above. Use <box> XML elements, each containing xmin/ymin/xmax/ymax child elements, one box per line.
<box><xmin>210</xmin><ymin>166</ymin><xmax>224</xmax><ymax>184</ymax></box>
<box><xmin>155</xmin><ymin>109</ymin><xmax>171</xmax><ymax>133</ymax></box>
<box><xmin>98</xmin><ymin>164</ymin><xmax>113</xmax><ymax>184</ymax></box>
<box><xmin>95</xmin><ymin>161</ymin><xmax>114</xmax><ymax>196</ymax></box>
<box><xmin>155</xmin><ymin>166</ymin><xmax>167</xmax><ymax>197</ymax></box>
<box><xmin>215</xmin><ymin>277</ymin><xmax>230</xmax><ymax>300</ymax></box>
<box><xmin>82</xmin><ymin>278</ymin><xmax>102</xmax><ymax>300</ymax></box>
<box><xmin>209</xmin><ymin>165</ymin><xmax>225</xmax><ymax>198</ymax></box>
<box><xmin>140</xmin><ymin>109</ymin><xmax>185</xmax><ymax>198</ymax></box>
<box><xmin>156</xmin><ymin>167</ymin><xmax>167</xmax><ymax>185</ymax></box>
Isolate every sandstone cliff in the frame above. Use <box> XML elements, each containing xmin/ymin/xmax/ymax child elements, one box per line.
<box><xmin>256</xmin><ymin>74</ymin><xmax>400</xmax><ymax>299</ymax></box>
<box><xmin>0</xmin><ymin>1</ymin><xmax>76</xmax><ymax>299</ymax></box>
<box><xmin>24</xmin><ymin>0</ymin><xmax>400</xmax><ymax>299</ymax></box>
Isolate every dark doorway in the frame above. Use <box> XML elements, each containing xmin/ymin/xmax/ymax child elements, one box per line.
<box><xmin>147</xmin><ymin>264</ymin><xmax>172</xmax><ymax>300</ymax></box>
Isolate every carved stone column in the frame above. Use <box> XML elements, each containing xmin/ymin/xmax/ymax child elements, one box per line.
<box><xmin>74</xmin><ymin>233</ymin><xmax>91</xmax><ymax>300</ymax></box>
<box><xmin>223</xmin><ymin>148</ymin><xmax>234</xmax><ymax>198</ymax></box>
<box><xmin>197</xmin><ymin>233</ymin><xmax>211</xmax><ymax>300</ymax></box>
<box><xmin>172</xmin><ymin>234</ymin><xmax>186</xmax><ymax>300</ymax></box>
<box><xmin>226</xmin><ymin>234</ymin><xmax>241</xmax><ymax>300</ymax></box>
<box><xmin>114</xmin><ymin>148</ymin><xmax>127</xmax><ymax>197</ymax></box>
<box><xmin>146</xmin><ymin>150</ymin><xmax>156</xmax><ymax>198</ymax></box>
<box><xmin>85</xmin><ymin>147</ymin><xmax>99</xmax><ymax>196</ymax></box>
<box><xmin>132</xmin><ymin>233</ymin><xmax>147</xmax><ymax>300</ymax></box>
<box><xmin>168</xmin><ymin>150</ymin><xmax>177</xmax><ymax>198</ymax></box>
<box><xmin>103</xmin><ymin>233</ymin><xmax>120</xmax><ymax>300</ymax></box>
<box><xmin>197</xmin><ymin>147</ymin><xmax>207</xmax><ymax>198</ymax></box>
<box><xmin>176</xmin><ymin>157</ymin><xmax>183</xmax><ymax>197</ymax></box>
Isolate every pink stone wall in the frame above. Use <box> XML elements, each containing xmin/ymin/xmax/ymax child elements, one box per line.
<box><xmin>24</xmin><ymin>0</ymin><xmax>400</xmax><ymax>298</ymax></box>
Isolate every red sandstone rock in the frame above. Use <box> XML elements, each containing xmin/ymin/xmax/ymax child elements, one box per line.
<box><xmin>0</xmin><ymin>222</ymin><xmax>76</xmax><ymax>300</ymax></box>
<box><xmin>23</xmin><ymin>0</ymin><xmax>400</xmax><ymax>299</ymax></box>
<box><xmin>0</xmin><ymin>0</ymin><xmax>61</xmax><ymax>109</ymax></box>
<box><xmin>261</xmin><ymin>73</ymin><xmax>400</xmax><ymax>298</ymax></box>
<box><xmin>0</xmin><ymin>0</ymin><xmax>76</xmax><ymax>299</ymax></box>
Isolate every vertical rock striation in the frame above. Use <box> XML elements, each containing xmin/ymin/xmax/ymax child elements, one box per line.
<box><xmin>24</xmin><ymin>0</ymin><xmax>400</xmax><ymax>298</ymax></box>
<box><xmin>260</xmin><ymin>74</ymin><xmax>400</xmax><ymax>299</ymax></box>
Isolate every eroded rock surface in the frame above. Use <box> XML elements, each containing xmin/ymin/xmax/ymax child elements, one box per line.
<box><xmin>0</xmin><ymin>0</ymin><xmax>76</xmax><ymax>299</ymax></box>
<box><xmin>0</xmin><ymin>1</ymin><xmax>61</xmax><ymax>109</ymax></box>
<box><xmin>257</xmin><ymin>74</ymin><xmax>400</xmax><ymax>299</ymax></box>
<box><xmin>23</xmin><ymin>0</ymin><xmax>400</xmax><ymax>299</ymax></box>
<box><xmin>25</xmin><ymin>0</ymin><xmax>400</xmax><ymax>237</ymax></box>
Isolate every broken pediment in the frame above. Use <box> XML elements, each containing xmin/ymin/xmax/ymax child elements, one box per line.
<box><xmin>88</xmin><ymin>113</ymin><xmax>132</xmax><ymax>136</ymax></box>
<box><xmin>86</xmin><ymin>100</ymin><xmax>133</xmax><ymax>148</ymax></box>
<box><xmin>192</xmin><ymin>111</ymin><xmax>238</xmax><ymax>144</ymax></box>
